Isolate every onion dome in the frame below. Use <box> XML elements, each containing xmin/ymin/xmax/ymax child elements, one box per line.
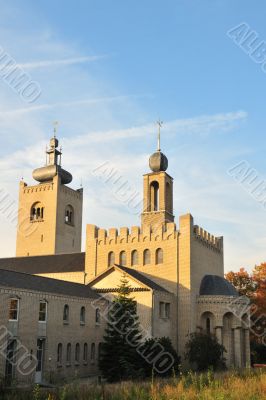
<box><xmin>33</xmin><ymin>136</ymin><xmax>72</xmax><ymax>185</ymax></box>
<box><xmin>149</xmin><ymin>151</ymin><xmax>168</xmax><ymax>172</ymax></box>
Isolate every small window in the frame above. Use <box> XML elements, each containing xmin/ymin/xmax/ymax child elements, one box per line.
<box><xmin>57</xmin><ymin>343</ymin><xmax>63</xmax><ymax>364</ymax></box>
<box><xmin>80</xmin><ymin>307</ymin><xmax>85</xmax><ymax>324</ymax></box>
<box><xmin>159</xmin><ymin>302</ymin><xmax>170</xmax><ymax>319</ymax></box>
<box><xmin>143</xmin><ymin>249</ymin><xmax>151</xmax><ymax>265</ymax></box>
<box><xmin>75</xmin><ymin>343</ymin><xmax>80</xmax><ymax>363</ymax></box>
<box><xmin>155</xmin><ymin>248</ymin><xmax>163</xmax><ymax>265</ymax></box>
<box><xmin>65</xmin><ymin>205</ymin><xmax>74</xmax><ymax>225</ymax></box>
<box><xmin>91</xmin><ymin>343</ymin><xmax>95</xmax><ymax>362</ymax></box>
<box><xmin>119</xmin><ymin>251</ymin><xmax>126</xmax><ymax>266</ymax></box>
<box><xmin>63</xmin><ymin>304</ymin><xmax>69</xmax><ymax>323</ymax></box>
<box><xmin>96</xmin><ymin>308</ymin><xmax>101</xmax><ymax>324</ymax></box>
<box><xmin>98</xmin><ymin>343</ymin><xmax>103</xmax><ymax>361</ymax></box>
<box><xmin>159</xmin><ymin>302</ymin><xmax>164</xmax><ymax>318</ymax></box>
<box><xmin>66</xmin><ymin>343</ymin><xmax>71</xmax><ymax>364</ymax></box>
<box><xmin>39</xmin><ymin>301</ymin><xmax>47</xmax><ymax>322</ymax></box>
<box><xmin>9</xmin><ymin>299</ymin><xmax>19</xmax><ymax>321</ymax></box>
<box><xmin>83</xmin><ymin>343</ymin><xmax>88</xmax><ymax>363</ymax></box>
<box><xmin>108</xmin><ymin>251</ymin><xmax>115</xmax><ymax>267</ymax></box>
<box><xmin>131</xmin><ymin>250</ymin><xmax>138</xmax><ymax>266</ymax></box>
<box><xmin>165</xmin><ymin>303</ymin><xmax>170</xmax><ymax>319</ymax></box>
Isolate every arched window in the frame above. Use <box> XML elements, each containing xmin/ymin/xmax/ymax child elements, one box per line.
<box><xmin>150</xmin><ymin>181</ymin><xmax>159</xmax><ymax>211</ymax></box>
<box><xmin>91</xmin><ymin>343</ymin><xmax>95</xmax><ymax>362</ymax></box>
<box><xmin>119</xmin><ymin>251</ymin><xmax>126</xmax><ymax>266</ymax></box>
<box><xmin>143</xmin><ymin>249</ymin><xmax>151</xmax><ymax>265</ymax></box>
<box><xmin>80</xmin><ymin>307</ymin><xmax>85</xmax><ymax>324</ymax></box>
<box><xmin>65</xmin><ymin>205</ymin><xmax>74</xmax><ymax>225</ymax></box>
<box><xmin>66</xmin><ymin>343</ymin><xmax>71</xmax><ymax>364</ymax></box>
<box><xmin>57</xmin><ymin>343</ymin><xmax>63</xmax><ymax>364</ymax></box>
<box><xmin>96</xmin><ymin>308</ymin><xmax>101</xmax><ymax>324</ymax></box>
<box><xmin>63</xmin><ymin>304</ymin><xmax>69</xmax><ymax>323</ymax></box>
<box><xmin>206</xmin><ymin>318</ymin><xmax>211</xmax><ymax>335</ymax></box>
<box><xmin>155</xmin><ymin>248</ymin><xmax>163</xmax><ymax>264</ymax></box>
<box><xmin>75</xmin><ymin>343</ymin><xmax>80</xmax><ymax>363</ymax></box>
<box><xmin>98</xmin><ymin>343</ymin><xmax>103</xmax><ymax>361</ymax></box>
<box><xmin>30</xmin><ymin>202</ymin><xmax>44</xmax><ymax>221</ymax></box>
<box><xmin>108</xmin><ymin>252</ymin><xmax>115</xmax><ymax>268</ymax></box>
<box><xmin>83</xmin><ymin>343</ymin><xmax>88</xmax><ymax>363</ymax></box>
<box><xmin>131</xmin><ymin>250</ymin><xmax>138</xmax><ymax>266</ymax></box>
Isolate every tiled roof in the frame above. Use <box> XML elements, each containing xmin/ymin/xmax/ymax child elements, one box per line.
<box><xmin>0</xmin><ymin>268</ymin><xmax>98</xmax><ymax>299</ymax></box>
<box><xmin>199</xmin><ymin>275</ymin><xmax>238</xmax><ymax>296</ymax></box>
<box><xmin>0</xmin><ymin>253</ymin><xmax>85</xmax><ymax>274</ymax></box>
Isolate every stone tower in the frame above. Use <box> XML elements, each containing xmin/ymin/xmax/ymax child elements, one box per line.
<box><xmin>16</xmin><ymin>136</ymin><xmax>83</xmax><ymax>257</ymax></box>
<box><xmin>141</xmin><ymin>130</ymin><xmax>174</xmax><ymax>229</ymax></box>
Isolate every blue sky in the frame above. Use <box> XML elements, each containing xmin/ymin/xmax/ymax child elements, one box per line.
<box><xmin>0</xmin><ymin>0</ymin><xmax>266</xmax><ymax>272</ymax></box>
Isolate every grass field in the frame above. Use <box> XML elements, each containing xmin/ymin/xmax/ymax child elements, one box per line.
<box><xmin>1</xmin><ymin>369</ymin><xmax>266</xmax><ymax>400</ymax></box>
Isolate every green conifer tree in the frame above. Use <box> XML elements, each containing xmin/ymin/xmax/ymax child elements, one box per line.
<box><xmin>99</xmin><ymin>274</ymin><xmax>143</xmax><ymax>382</ymax></box>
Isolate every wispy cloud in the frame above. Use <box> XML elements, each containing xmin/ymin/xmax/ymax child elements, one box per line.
<box><xmin>0</xmin><ymin>94</ymin><xmax>142</xmax><ymax>117</ymax></box>
<box><xmin>14</xmin><ymin>55</ymin><xmax>108</xmax><ymax>70</ymax></box>
<box><xmin>68</xmin><ymin>110</ymin><xmax>247</xmax><ymax>144</ymax></box>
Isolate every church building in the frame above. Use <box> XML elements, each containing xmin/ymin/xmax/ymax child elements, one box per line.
<box><xmin>0</xmin><ymin>132</ymin><xmax>250</xmax><ymax>384</ymax></box>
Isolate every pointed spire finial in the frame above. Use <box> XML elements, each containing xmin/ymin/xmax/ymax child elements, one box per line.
<box><xmin>156</xmin><ymin>119</ymin><xmax>163</xmax><ymax>151</ymax></box>
<box><xmin>53</xmin><ymin>121</ymin><xmax>59</xmax><ymax>138</ymax></box>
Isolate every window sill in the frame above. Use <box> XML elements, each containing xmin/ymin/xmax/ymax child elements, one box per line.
<box><xmin>63</xmin><ymin>321</ymin><xmax>69</xmax><ymax>325</ymax></box>
<box><xmin>57</xmin><ymin>363</ymin><xmax>63</xmax><ymax>368</ymax></box>
<box><xmin>66</xmin><ymin>363</ymin><xmax>71</xmax><ymax>367</ymax></box>
<box><xmin>65</xmin><ymin>222</ymin><xmax>74</xmax><ymax>227</ymax></box>
<box><xmin>83</xmin><ymin>361</ymin><xmax>88</xmax><ymax>366</ymax></box>
<box><xmin>30</xmin><ymin>220</ymin><xmax>44</xmax><ymax>223</ymax></box>
<box><xmin>95</xmin><ymin>323</ymin><xmax>100</xmax><ymax>327</ymax></box>
<box><xmin>80</xmin><ymin>322</ymin><xmax>85</xmax><ymax>326</ymax></box>
<box><xmin>74</xmin><ymin>362</ymin><xmax>80</xmax><ymax>366</ymax></box>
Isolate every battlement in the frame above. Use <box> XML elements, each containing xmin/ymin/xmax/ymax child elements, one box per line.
<box><xmin>87</xmin><ymin>222</ymin><xmax>178</xmax><ymax>245</ymax></box>
<box><xmin>60</xmin><ymin>185</ymin><xmax>83</xmax><ymax>199</ymax></box>
<box><xmin>20</xmin><ymin>181</ymin><xmax>54</xmax><ymax>194</ymax></box>
<box><xmin>193</xmin><ymin>225</ymin><xmax>223</xmax><ymax>252</ymax></box>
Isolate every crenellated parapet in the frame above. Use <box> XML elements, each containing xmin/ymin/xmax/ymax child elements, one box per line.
<box><xmin>87</xmin><ymin>222</ymin><xmax>178</xmax><ymax>245</ymax></box>
<box><xmin>193</xmin><ymin>225</ymin><xmax>223</xmax><ymax>252</ymax></box>
<box><xmin>21</xmin><ymin>181</ymin><xmax>54</xmax><ymax>194</ymax></box>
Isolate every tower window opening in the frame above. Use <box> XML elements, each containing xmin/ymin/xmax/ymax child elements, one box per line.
<box><xmin>65</xmin><ymin>205</ymin><xmax>74</xmax><ymax>225</ymax></box>
<box><xmin>31</xmin><ymin>202</ymin><xmax>44</xmax><ymax>221</ymax></box>
<box><xmin>206</xmin><ymin>317</ymin><xmax>211</xmax><ymax>334</ymax></box>
<box><xmin>150</xmin><ymin>181</ymin><xmax>159</xmax><ymax>211</ymax></box>
<box><xmin>131</xmin><ymin>250</ymin><xmax>138</xmax><ymax>266</ymax></box>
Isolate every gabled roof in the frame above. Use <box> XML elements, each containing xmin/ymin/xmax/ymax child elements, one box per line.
<box><xmin>89</xmin><ymin>264</ymin><xmax>169</xmax><ymax>293</ymax></box>
<box><xmin>0</xmin><ymin>268</ymin><xmax>98</xmax><ymax>299</ymax></box>
<box><xmin>0</xmin><ymin>253</ymin><xmax>85</xmax><ymax>274</ymax></box>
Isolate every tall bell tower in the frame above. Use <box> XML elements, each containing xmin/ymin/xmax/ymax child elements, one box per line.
<box><xmin>16</xmin><ymin>134</ymin><xmax>83</xmax><ymax>257</ymax></box>
<box><xmin>141</xmin><ymin>121</ymin><xmax>174</xmax><ymax>229</ymax></box>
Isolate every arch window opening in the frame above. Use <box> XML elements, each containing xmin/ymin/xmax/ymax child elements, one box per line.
<box><xmin>57</xmin><ymin>343</ymin><xmax>63</xmax><ymax>364</ymax></box>
<box><xmin>65</xmin><ymin>205</ymin><xmax>74</xmax><ymax>225</ymax></box>
<box><xmin>108</xmin><ymin>252</ymin><xmax>115</xmax><ymax>268</ymax></box>
<box><xmin>31</xmin><ymin>202</ymin><xmax>44</xmax><ymax>221</ymax></box>
<box><xmin>75</xmin><ymin>343</ymin><xmax>80</xmax><ymax>363</ymax></box>
<box><xmin>143</xmin><ymin>249</ymin><xmax>151</xmax><ymax>265</ymax></box>
<box><xmin>155</xmin><ymin>248</ymin><xmax>163</xmax><ymax>265</ymax></box>
<box><xmin>63</xmin><ymin>304</ymin><xmax>69</xmax><ymax>323</ymax></box>
<box><xmin>150</xmin><ymin>181</ymin><xmax>159</xmax><ymax>211</ymax></box>
<box><xmin>91</xmin><ymin>343</ymin><xmax>95</xmax><ymax>362</ymax></box>
<box><xmin>80</xmin><ymin>307</ymin><xmax>85</xmax><ymax>324</ymax></box>
<box><xmin>66</xmin><ymin>343</ymin><xmax>71</xmax><ymax>364</ymax></box>
<box><xmin>119</xmin><ymin>251</ymin><xmax>126</xmax><ymax>266</ymax></box>
<box><xmin>131</xmin><ymin>250</ymin><xmax>138</xmax><ymax>266</ymax></box>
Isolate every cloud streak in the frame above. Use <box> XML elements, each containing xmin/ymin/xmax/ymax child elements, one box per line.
<box><xmin>14</xmin><ymin>55</ymin><xmax>108</xmax><ymax>70</ymax></box>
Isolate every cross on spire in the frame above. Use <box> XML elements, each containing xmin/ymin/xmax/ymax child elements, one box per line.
<box><xmin>157</xmin><ymin>119</ymin><xmax>163</xmax><ymax>151</ymax></box>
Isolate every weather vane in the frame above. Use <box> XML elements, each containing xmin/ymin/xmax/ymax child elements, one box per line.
<box><xmin>156</xmin><ymin>119</ymin><xmax>163</xmax><ymax>151</ymax></box>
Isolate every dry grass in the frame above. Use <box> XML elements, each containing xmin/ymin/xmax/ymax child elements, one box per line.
<box><xmin>1</xmin><ymin>369</ymin><xmax>266</xmax><ymax>400</ymax></box>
